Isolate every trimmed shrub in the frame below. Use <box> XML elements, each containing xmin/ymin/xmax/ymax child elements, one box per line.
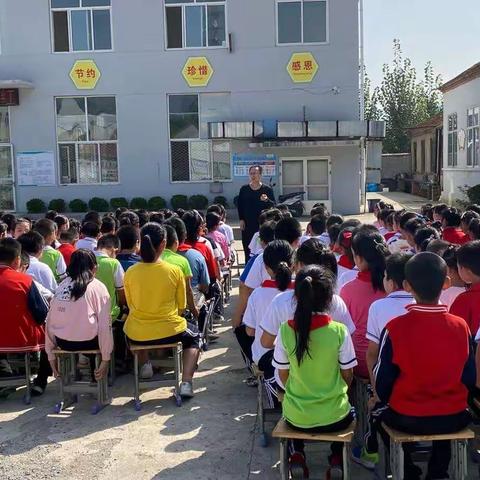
<box><xmin>130</xmin><ymin>197</ymin><xmax>148</xmax><ymax>209</ymax></box>
<box><xmin>467</xmin><ymin>185</ymin><xmax>480</xmax><ymax>205</ymax></box>
<box><xmin>26</xmin><ymin>198</ymin><xmax>47</xmax><ymax>214</ymax></box>
<box><xmin>189</xmin><ymin>194</ymin><xmax>209</xmax><ymax>210</ymax></box>
<box><xmin>171</xmin><ymin>194</ymin><xmax>189</xmax><ymax>210</ymax></box>
<box><xmin>110</xmin><ymin>197</ymin><xmax>129</xmax><ymax>210</ymax></box>
<box><xmin>69</xmin><ymin>198</ymin><xmax>88</xmax><ymax>213</ymax></box>
<box><xmin>213</xmin><ymin>196</ymin><xmax>229</xmax><ymax>208</ymax></box>
<box><xmin>48</xmin><ymin>198</ymin><xmax>67</xmax><ymax>212</ymax></box>
<box><xmin>88</xmin><ymin>197</ymin><xmax>109</xmax><ymax>212</ymax></box>
<box><xmin>148</xmin><ymin>196</ymin><xmax>167</xmax><ymax>210</ymax></box>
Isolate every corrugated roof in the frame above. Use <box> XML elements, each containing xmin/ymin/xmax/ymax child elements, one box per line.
<box><xmin>408</xmin><ymin>112</ymin><xmax>443</xmax><ymax>131</ymax></box>
<box><xmin>440</xmin><ymin>62</ymin><xmax>480</xmax><ymax>93</ymax></box>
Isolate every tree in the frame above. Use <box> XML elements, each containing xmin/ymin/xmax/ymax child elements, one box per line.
<box><xmin>363</xmin><ymin>72</ymin><xmax>381</xmax><ymax>121</ymax></box>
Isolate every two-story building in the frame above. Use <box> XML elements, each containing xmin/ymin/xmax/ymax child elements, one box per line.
<box><xmin>0</xmin><ymin>0</ymin><xmax>383</xmax><ymax>214</ymax></box>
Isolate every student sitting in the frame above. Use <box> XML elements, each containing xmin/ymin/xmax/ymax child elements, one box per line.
<box><xmin>413</xmin><ymin>226</ymin><xmax>440</xmax><ymax>253</ymax></box>
<box><xmin>53</xmin><ymin>215</ymin><xmax>70</xmax><ymax>237</ymax></box>
<box><xmin>377</xmin><ymin>209</ymin><xmax>395</xmax><ymax>238</ymax></box>
<box><xmin>207</xmin><ymin>204</ymin><xmax>235</xmax><ymax>250</ymax></box>
<box><xmin>400</xmin><ymin>217</ymin><xmax>426</xmax><ymax>252</ymax></box>
<box><xmin>34</xmin><ymin>218</ymin><xmax>67</xmax><ymax>282</ymax></box>
<box><xmin>58</xmin><ymin>228</ymin><xmax>78</xmax><ymax>268</ymax></box>
<box><xmin>335</xmin><ymin>227</ymin><xmax>357</xmax><ymax>288</ymax></box>
<box><xmin>469</xmin><ymin>217</ymin><xmax>480</xmax><ymax>241</ymax></box>
<box><xmin>45</xmin><ymin>249</ymin><xmax>113</xmax><ymax>382</ymax></box>
<box><xmin>375</xmin><ymin>253</ymin><xmax>474</xmax><ymax>480</ymax></box>
<box><xmin>273</xmin><ymin>266</ymin><xmax>357</xmax><ymax>479</ymax></box>
<box><xmin>17</xmin><ymin>231</ymin><xmax>57</xmax><ymax>293</ymax></box>
<box><xmin>340</xmin><ymin>232</ymin><xmax>388</xmax><ymax>379</ymax></box>
<box><xmin>440</xmin><ymin>245</ymin><xmax>466</xmax><ymax>308</ymax></box>
<box><xmin>76</xmin><ymin>221</ymin><xmax>100</xmax><ymax>252</ymax></box>
<box><xmin>460</xmin><ymin>210</ymin><xmax>480</xmax><ymax>238</ymax></box>
<box><xmin>100</xmin><ymin>216</ymin><xmax>117</xmax><ymax>236</ymax></box>
<box><xmin>205</xmin><ymin>212</ymin><xmax>230</xmax><ymax>263</ymax></box>
<box><xmin>387</xmin><ymin>211</ymin><xmax>416</xmax><ymax>253</ymax></box>
<box><xmin>12</xmin><ymin>217</ymin><xmax>31</xmax><ymax>239</ymax></box>
<box><xmin>123</xmin><ymin>223</ymin><xmax>200</xmax><ymax>397</ymax></box>
<box><xmin>116</xmin><ymin>225</ymin><xmax>141</xmax><ymax>272</ymax></box>
<box><xmin>441</xmin><ymin>207</ymin><xmax>469</xmax><ymax>245</ymax></box>
<box><xmin>299</xmin><ymin>213</ymin><xmax>330</xmax><ymax>246</ymax></box>
<box><xmin>248</xmin><ymin>208</ymin><xmax>283</xmax><ymax>258</ymax></box>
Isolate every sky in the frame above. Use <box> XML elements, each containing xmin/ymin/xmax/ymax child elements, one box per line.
<box><xmin>364</xmin><ymin>0</ymin><xmax>480</xmax><ymax>88</ymax></box>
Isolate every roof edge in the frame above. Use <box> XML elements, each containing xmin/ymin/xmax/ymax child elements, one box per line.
<box><xmin>440</xmin><ymin>62</ymin><xmax>480</xmax><ymax>93</ymax></box>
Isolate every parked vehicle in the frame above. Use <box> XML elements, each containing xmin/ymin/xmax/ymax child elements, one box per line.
<box><xmin>278</xmin><ymin>191</ymin><xmax>306</xmax><ymax>217</ymax></box>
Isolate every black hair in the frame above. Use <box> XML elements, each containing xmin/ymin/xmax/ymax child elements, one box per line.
<box><xmin>442</xmin><ymin>244</ymin><xmax>460</xmax><ymax>271</ymax></box>
<box><xmin>461</xmin><ymin>210</ymin><xmax>480</xmax><ymax>227</ymax></box>
<box><xmin>457</xmin><ymin>241</ymin><xmax>480</xmax><ymax>277</ymax></box>
<box><xmin>115</xmin><ymin>207</ymin><xmax>129</xmax><ymax>219</ymax></box>
<box><xmin>385</xmin><ymin>253</ymin><xmax>410</xmax><ymax>289</ymax></box>
<box><xmin>425</xmin><ymin>239</ymin><xmax>451</xmax><ymax>256</ymax></box>
<box><xmin>262</xmin><ymin>240</ymin><xmax>294</xmax><ymax>291</ymax></box>
<box><xmin>165</xmin><ymin>217</ymin><xmax>187</xmax><ymax>244</ymax></box>
<box><xmin>60</xmin><ymin>228</ymin><xmax>78</xmax><ymax>243</ymax></box>
<box><xmin>468</xmin><ymin>218</ymin><xmax>480</xmax><ymax>240</ymax></box>
<box><xmin>117</xmin><ymin>225</ymin><xmax>139</xmax><ymax>250</ymax></box>
<box><xmin>442</xmin><ymin>207</ymin><xmax>462</xmax><ymax>227</ymax></box>
<box><xmin>249</xmin><ymin>164</ymin><xmax>263</xmax><ymax>174</ymax></box>
<box><xmin>182</xmin><ymin>210</ymin><xmax>203</xmax><ymax>243</ymax></box>
<box><xmin>378</xmin><ymin>209</ymin><xmax>395</xmax><ymax>223</ymax></box>
<box><xmin>353</xmin><ymin>224</ymin><xmax>380</xmax><ymax>235</ymax></box>
<box><xmin>139</xmin><ymin>222</ymin><xmax>166</xmax><ymax>263</ymax></box>
<box><xmin>69</xmin><ymin>218</ymin><xmax>81</xmax><ymax>234</ymax></box>
<box><xmin>341</xmin><ymin>219</ymin><xmax>361</xmax><ymax>229</ymax></box>
<box><xmin>296</xmin><ymin>238</ymin><xmax>338</xmax><ymax>280</ymax></box>
<box><xmin>351</xmin><ymin>232</ymin><xmax>389</xmax><ymax>291</ymax></box>
<box><xmin>81</xmin><ymin>221</ymin><xmax>100</xmax><ymax>238</ymax></box>
<box><xmin>0</xmin><ymin>237</ymin><xmax>21</xmax><ymax>264</ymax></box>
<box><xmin>310</xmin><ymin>205</ymin><xmax>328</xmax><ymax>217</ymax></box>
<box><xmin>385</xmin><ymin>212</ymin><xmax>395</xmax><ymax>228</ymax></box>
<box><xmin>336</xmin><ymin>227</ymin><xmax>355</xmax><ymax>264</ymax></box>
<box><xmin>68</xmin><ymin>249</ymin><xmax>97</xmax><ymax>301</ymax></box>
<box><xmin>83</xmin><ymin>211</ymin><xmax>101</xmax><ymax>225</ymax></box>
<box><xmin>54</xmin><ymin>215</ymin><xmax>69</xmax><ymax>231</ymax></box>
<box><xmin>274</xmin><ymin>217</ymin><xmax>302</xmax><ymax>244</ymax></box>
<box><xmin>164</xmin><ymin>224</ymin><xmax>179</xmax><ymax>249</ymax></box>
<box><xmin>33</xmin><ymin>218</ymin><xmax>56</xmax><ymax>239</ymax></box>
<box><xmin>1</xmin><ymin>213</ymin><xmax>16</xmax><ymax>231</ymax></box>
<box><xmin>150</xmin><ymin>212</ymin><xmax>165</xmax><ymax>225</ymax></box>
<box><xmin>275</xmin><ymin>204</ymin><xmax>290</xmax><ymax>214</ymax></box>
<box><xmin>414</xmin><ymin>226</ymin><xmax>440</xmax><ymax>251</ymax></box>
<box><xmin>45</xmin><ymin>210</ymin><xmax>58</xmax><ymax>221</ymax></box>
<box><xmin>405</xmin><ymin>252</ymin><xmax>446</xmax><ymax>302</ymax></box>
<box><xmin>136</xmin><ymin>210</ymin><xmax>150</xmax><ymax>228</ymax></box>
<box><xmin>308</xmin><ymin>214</ymin><xmax>327</xmax><ymax>235</ymax></box>
<box><xmin>97</xmin><ymin>233</ymin><xmax>120</xmax><ymax>250</ymax></box>
<box><xmin>100</xmin><ymin>216</ymin><xmax>117</xmax><ymax>234</ymax></box>
<box><xmin>20</xmin><ymin>251</ymin><xmax>30</xmax><ymax>269</ymax></box>
<box><xmin>0</xmin><ymin>222</ymin><xmax>7</xmax><ymax>236</ymax></box>
<box><xmin>326</xmin><ymin>214</ymin><xmax>343</xmax><ymax>229</ymax></box>
<box><xmin>206</xmin><ymin>212</ymin><xmax>221</xmax><ymax>231</ymax></box>
<box><xmin>375</xmin><ymin>200</ymin><xmax>393</xmax><ymax>212</ymax></box>
<box><xmin>17</xmin><ymin>231</ymin><xmax>44</xmax><ymax>255</ymax></box>
<box><xmin>432</xmin><ymin>203</ymin><xmax>448</xmax><ymax>215</ymax></box>
<box><xmin>13</xmin><ymin>217</ymin><xmax>31</xmax><ymax>230</ymax></box>
<box><xmin>421</xmin><ymin>204</ymin><xmax>434</xmax><ymax>221</ymax></box>
<box><xmin>293</xmin><ymin>266</ymin><xmax>334</xmax><ymax>364</ymax></box>
<box><xmin>259</xmin><ymin>221</ymin><xmax>276</xmax><ymax>244</ymax></box>
<box><xmin>259</xmin><ymin>208</ymin><xmax>283</xmax><ymax>225</ymax></box>
<box><xmin>398</xmin><ymin>211</ymin><xmax>418</xmax><ymax>230</ymax></box>
<box><xmin>206</xmin><ymin>204</ymin><xmax>223</xmax><ymax>216</ymax></box>
<box><xmin>119</xmin><ymin>211</ymin><xmax>140</xmax><ymax>228</ymax></box>
<box><xmin>466</xmin><ymin>204</ymin><xmax>480</xmax><ymax>215</ymax></box>
<box><xmin>328</xmin><ymin>224</ymin><xmax>341</xmax><ymax>245</ymax></box>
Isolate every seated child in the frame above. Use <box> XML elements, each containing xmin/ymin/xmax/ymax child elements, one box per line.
<box><xmin>299</xmin><ymin>213</ymin><xmax>330</xmax><ymax>246</ymax></box>
<box><xmin>248</xmin><ymin>208</ymin><xmax>283</xmax><ymax>258</ymax></box>
<box><xmin>273</xmin><ymin>265</ymin><xmax>357</xmax><ymax>479</ymax></box>
<box><xmin>387</xmin><ymin>211</ymin><xmax>416</xmax><ymax>253</ymax></box>
<box><xmin>384</xmin><ymin>211</ymin><xmax>396</xmax><ymax>242</ymax></box>
<box><xmin>469</xmin><ymin>218</ymin><xmax>480</xmax><ymax>241</ymax></box>
<box><xmin>460</xmin><ymin>210</ymin><xmax>480</xmax><ymax>237</ymax></box>
<box><xmin>58</xmin><ymin>228</ymin><xmax>78</xmax><ymax>268</ymax></box>
<box><xmin>336</xmin><ymin>227</ymin><xmax>357</xmax><ymax>288</ymax></box>
<box><xmin>45</xmin><ymin>249</ymin><xmax>113</xmax><ymax>382</ymax></box>
<box><xmin>12</xmin><ymin>217</ymin><xmax>31</xmax><ymax>238</ymax></box>
<box><xmin>375</xmin><ymin>253</ymin><xmax>474</xmax><ymax>480</ymax></box>
<box><xmin>116</xmin><ymin>225</ymin><xmax>141</xmax><ymax>272</ymax></box>
<box><xmin>413</xmin><ymin>226</ymin><xmax>440</xmax><ymax>253</ymax></box>
<box><xmin>432</xmin><ymin>203</ymin><xmax>448</xmax><ymax>223</ymax></box>
<box><xmin>205</xmin><ymin>212</ymin><xmax>230</xmax><ymax>264</ymax></box>
<box><xmin>400</xmin><ymin>217</ymin><xmax>425</xmax><ymax>252</ymax></box>
<box><xmin>76</xmin><ymin>221</ymin><xmax>100</xmax><ymax>252</ymax></box>
<box><xmin>100</xmin><ymin>216</ymin><xmax>118</xmax><ymax>236</ymax></box>
<box><xmin>53</xmin><ymin>215</ymin><xmax>69</xmax><ymax>236</ymax></box>
<box><xmin>376</xmin><ymin>209</ymin><xmax>394</xmax><ymax>237</ymax></box>
<box><xmin>441</xmin><ymin>207</ymin><xmax>469</xmax><ymax>245</ymax></box>
<box><xmin>440</xmin><ymin>245</ymin><xmax>466</xmax><ymax>308</ymax></box>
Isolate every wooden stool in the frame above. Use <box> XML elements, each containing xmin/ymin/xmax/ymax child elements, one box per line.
<box><xmin>129</xmin><ymin>342</ymin><xmax>182</xmax><ymax>410</ymax></box>
<box><xmin>382</xmin><ymin>423</ymin><xmax>474</xmax><ymax>479</ymax></box>
<box><xmin>273</xmin><ymin>418</ymin><xmax>356</xmax><ymax>480</ymax></box>
<box><xmin>52</xmin><ymin>349</ymin><xmax>111</xmax><ymax>415</ymax></box>
<box><xmin>0</xmin><ymin>351</ymin><xmax>38</xmax><ymax>404</ymax></box>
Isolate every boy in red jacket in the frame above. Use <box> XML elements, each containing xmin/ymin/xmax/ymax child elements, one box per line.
<box><xmin>375</xmin><ymin>252</ymin><xmax>474</xmax><ymax>480</ymax></box>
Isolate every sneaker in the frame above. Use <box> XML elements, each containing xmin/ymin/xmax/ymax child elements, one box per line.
<box><xmin>352</xmin><ymin>446</ymin><xmax>379</xmax><ymax>470</ymax></box>
<box><xmin>0</xmin><ymin>359</ymin><xmax>13</xmax><ymax>377</ymax></box>
<box><xmin>77</xmin><ymin>354</ymin><xmax>90</xmax><ymax>368</ymax></box>
<box><xmin>179</xmin><ymin>381</ymin><xmax>194</xmax><ymax>398</ymax></box>
<box><xmin>245</xmin><ymin>375</ymin><xmax>258</xmax><ymax>387</ymax></box>
<box><xmin>139</xmin><ymin>361</ymin><xmax>153</xmax><ymax>380</ymax></box>
<box><xmin>213</xmin><ymin>314</ymin><xmax>225</xmax><ymax>323</ymax></box>
<box><xmin>326</xmin><ymin>454</ymin><xmax>343</xmax><ymax>480</ymax></box>
<box><xmin>289</xmin><ymin>452</ymin><xmax>309</xmax><ymax>479</ymax></box>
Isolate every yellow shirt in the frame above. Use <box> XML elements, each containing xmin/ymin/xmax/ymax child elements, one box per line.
<box><xmin>123</xmin><ymin>260</ymin><xmax>186</xmax><ymax>341</ymax></box>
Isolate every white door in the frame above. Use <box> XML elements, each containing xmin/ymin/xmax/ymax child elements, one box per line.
<box><xmin>0</xmin><ymin>145</ymin><xmax>15</xmax><ymax>211</ymax></box>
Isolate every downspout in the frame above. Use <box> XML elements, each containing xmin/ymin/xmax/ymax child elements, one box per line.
<box><xmin>359</xmin><ymin>0</ymin><xmax>367</xmax><ymax>212</ymax></box>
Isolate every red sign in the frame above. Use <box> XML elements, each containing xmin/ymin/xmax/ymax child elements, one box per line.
<box><xmin>0</xmin><ymin>89</ymin><xmax>19</xmax><ymax>106</ymax></box>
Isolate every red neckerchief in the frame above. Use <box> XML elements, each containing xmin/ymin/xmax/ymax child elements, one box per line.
<box><xmin>338</xmin><ymin>255</ymin><xmax>355</xmax><ymax>270</ymax></box>
<box><xmin>261</xmin><ymin>279</ymin><xmax>295</xmax><ymax>289</ymax></box>
<box><xmin>357</xmin><ymin>270</ymin><xmax>372</xmax><ymax>282</ymax></box>
<box><xmin>288</xmin><ymin>314</ymin><xmax>331</xmax><ymax>331</ymax></box>
<box><xmin>177</xmin><ymin>243</ymin><xmax>193</xmax><ymax>252</ymax></box>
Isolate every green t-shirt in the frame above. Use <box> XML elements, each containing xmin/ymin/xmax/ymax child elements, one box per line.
<box><xmin>95</xmin><ymin>254</ymin><xmax>124</xmax><ymax>320</ymax></box>
<box><xmin>161</xmin><ymin>249</ymin><xmax>192</xmax><ymax>278</ymax></box>
<box><xmin>40</xmin><ymin>246</ymin><xmax>65</xmax><ymax>283</ymax></box>
<box><xmin>279</xmin><ymin>319</ymin><xmax>353</xmax><ymax>428</ymax></box>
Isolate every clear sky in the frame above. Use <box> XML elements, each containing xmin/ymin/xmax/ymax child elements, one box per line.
<box><xmin>364</xmin><ymin>0</ymin><xmax>480</xmax><ymax>88</ymax></box>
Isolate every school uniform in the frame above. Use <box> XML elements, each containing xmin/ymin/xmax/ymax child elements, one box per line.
<box><xmin>450</xmin><ymin>283</ymin><xmax>480</xmax><ymax>336</ymax></box>
<box><xmin>386</xmin><ymin>232</ymin><xmax>410</xmax><ymax>254</ymax></box>
<box><xmin>248</xmin><ymin>231</ymin><xmax>263</xmax><ymax>257</ymax></box>
<box><xmin>218</xmin><ymin>222</ymin><xmax>234</xmax><ymax>246</ymax></box>
<box><xmin>337</xmin><ymin>255</ymin><xmax>356</xmax><ymax>289</ymax></box>
<box><xmin>440</xmin><ymin>286</ymin><xmax>466</xmax><ymax>309</ymax></box>
<box><xmin>182</xmin><ymin>238</ymin><xmax>217</xmax><ymax>282</ymax></box>
<box><xmin>442</xmin><ymin>226</ymin><xmax>469</xmax><ymax>245</ymax></box>
<box><xmin>27</xmin><ymin>255</ymin><xmax>58</xmax><ymax>293</ymax></box>
<box><xmin>299</xmin><ymin>233</ymin><xmax>330</xmax><ymax>247</ymax></box>
<box><xmin>57</xmin><ymin>243</ymin><xmax>76</xmax><ymax>267</ymax></box>
<box><xmin>116</xmin><ymin>252</ymin><xmax>141</xmax><ymax>272</ymax></box>
<box><xmin>40</xmin><ymin>245</ymin><xmax>67</xmax><ymax>282</ymax></box>
<box><xmin>244</xmin><ymin>253</ymin><xmax>270</xmax><ymax>289</ymax></box>
<box><xmin>76</xmin><ymin>236</ymin><xmax>98</xmax><ymax>252</ymax></box>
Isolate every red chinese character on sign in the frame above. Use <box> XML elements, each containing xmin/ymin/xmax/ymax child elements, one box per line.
<box><xmin>291</xmin><ymin>61</ymin><xmax>301</xmax><ymax>71</ymax></box>
<box><xmin>75</xmin><ymin>69</ymin><xmax>84</xmax><ymax>78</ymax></box>
<box><xmin>304</xmin><ymin>60</ymin><xmax>313</xmax><ymax>71</ymax></box>
<box><xmin>86</xmin><ymin>68</ymin><xmax>96</xmax><ymax>78</ymax></box>
<box><xmin>199</xmin><ymin>65</ymin><xmax>208</xmax><ymax>76</ymax></box>
<box><xmin>187</xmin><ymin>66</ymin><xmax>197</xmax><ymax>76</ymax></box>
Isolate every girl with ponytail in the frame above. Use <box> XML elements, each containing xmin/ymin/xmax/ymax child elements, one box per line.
<box><xmin>340</xmin><ymin>232</ymin><xmax>388</xmax><ymax>378</ymax></box>
<box><xmin>273</xmin><ymin>265</ymin><xmax>357</xmax><ymax>479</ymax></box>
<box><xmin>439</xmin><ymin>244</ymin><xmax>466</xmax><ymax>307</ymax></box>
<box><xmin>335</xmin><ymin>227</ymin><xmax>356</xmax><ymax>288</ymax></box>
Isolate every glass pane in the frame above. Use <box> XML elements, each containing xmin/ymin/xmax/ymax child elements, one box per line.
<box><xmin>165</xmin><ymin>0</ymin><xmax>193</xmax><ymax>2</ymax></box>
<box><xmin>212</xmin><ymin>141</ymin><xmax>231</xmax><ymax>180</ymax></box>
<box><xmin>171</xmin><ymin>141</ymin><xmax>190</xmax><ymax>181</ymax></box>
<box><xmin>51</xmin><ymin>0</ymin><xmax>79</xmax><ymax>7</ymax></box>
<box><xmin>0</xmin><ymin>146</ymin><xmax>13</xmax><ymax>179</ymax></box>
<box><xmin>59</xmin><ymin>143</ymin><xmax>77</xmax><ymax>184</ymax></box>
<box><xmin>56</xmin><ymin>97</ymin><xmax>87</xmax><ymax>141</ymax></box>
<box><xmin>278</xmin><ymin>2</ymin><xmax>301</xmax><ymax>44</ymax></box>
<box><xmin>307</xmin><ymin>159</ymin><xmax>328</xmax><ymax>184</ymax></box>
<box><xmin>169</xmin><ymin>114</ymin><xmax>199</xmax><ymax>139</ymax></box>
<box><xmin>87</xmin><ymin>97</ymin><xmax>117</xmax><ymax>141</ymax></box>
<box><xmin>100</xmin><ymin>143</ymin><xmax>118</xmax><ymax>182</ymax></box>
<box><xmin>166</xmin><ymin>7</ymin><xmax>183</xmax><ymax>48</ymax></box>
<box><xmin>0</xmin><ymin>108</ymin><xmax>9</xmax><ymax>143</ymax></box>
<box><xmin>307</xmin><ymin>186</ymin><xmax>329</xmax><ymax>201</ymax></box>
<box><xmin>207</xmin><ymin>5</ymin><xmax>226</xmax><ymax>47</ymax></box>
<box><xmin>169</xmin><ymin>95</ymin><xmax>198</xmax><ymax>114</ymax></box>
<box><xmin>282</xmin><ymin>160</ymin><xmax>303</xmax><ymax>186</ymax></box>
<box><xmin>53</xmin><ymin>11</ymin><xmax>70</xmax><ymax>52</ymax></box>
<box><xmin>78</xmin><ymin>143</ymin><xmax>100</xmax><ymax>183</ymax></box>
<box><xmin>190</xmin><ymin>141</ymin><xmax>211</xmax><ymax>181</ymax></box>
<box><xmin>304</xmin><ymin>1</ymin><xmax>327</xmax><ymax>42</ymax></box>
<box><xmin>82</xmin><ymin>0</ymin><xmax>110</xmax><ymax>6</ymax></box>
<box><xmin>71</xmin><ymin>9</ymin><xmax>92</xmax><ymax>51</ymax></box>
<box><xmin>92</xmin><ymin>9</ymin><xmax>111</xmax><ymax>50</ymax></box>
<box><xmin>186</xmin><ymin>6</ymin><xmax>206</xmax><ymax>47</ymax></box>
<box><xmin>0</xmin><ymin>185</ymin><xmax>14</xmax><ymax>210</ymax></box>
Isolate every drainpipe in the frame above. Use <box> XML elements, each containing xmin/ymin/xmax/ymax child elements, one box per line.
<box><xmin>359</xmin><ymin>0</ymin><xmax>367</xmax><ymax>212</ymax></box>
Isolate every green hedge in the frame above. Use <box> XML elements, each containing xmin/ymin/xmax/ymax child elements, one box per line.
<box><xmin>48</xmin><ymin>198</ymin><xmax>67</xmax><ymax>212</ymax></box>
<box><xmin>213</xmin><ymin>196</ymin><xmax>228</xmax><ymax>208</ymax></box>
<box><xmin>26</xmin><ymin>198</ymin><xmax>47</xmax><ymax>214</ymax></box>
<box><xmin>189</xmin><ymin>194</ymin><xmax>209</xmax><ymax>210</ymax></box>
<box><xmin>110</xmin><ymin>197</ymin><xmax>129</xmax><ymax>209</ymax></box>
<box><xmin>148</xmin><ymin>196</ymin><xmax>167</xmax><ymax>210</ymax></box>
<box><xmin>69</xmin><ymin>198</ymin><xmax>88</xmax><ymax>213</ymax></box>
<box><xmin>130</xmin><ymin>197</ymin><xmax>148</xmax><ymax>209</ymax></box>
<box><xmin>88</xmin><ymin>197</ymin><xmax>109</xmax><ymax>212</ymax></box>
<box><xmin>171</xmin><ymin>194</ymin><xmax>189</xmax><ymax>210</ymax></box>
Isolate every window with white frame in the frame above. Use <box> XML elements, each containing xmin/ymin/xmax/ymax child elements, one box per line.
<box><xmin>50</xmin><ymin>0</ymin><xmax>112</xmax><ymax>53</ymax></box>
<box><xmin>56</xmin><ymin>96</ymin><xmax>118</xmax><ymax>184</ymax></box>
<box><xmin>0</xmin><ymin>107</ymin><xmax>15</xmax><ymax>210</ymax></box>
<box><xmin>165</xmin><ymin>0</ymin><xmax>227</xmax><ymax>49</ymax></box>
<box><xmin>447</xmin><ymin>113</ymin><xmax>457</xmax><ymax>167</ymax></box>
<box><xmin>276</xmin><ymin>0</ymin><xmax>327</xmax><ymax>45</ymax></box>
<box><xmin>168</xmin><ymin>94</ymin><xmax>231</xmax><ymax>182</ymax></box>
<box><xmin>467</xmin><ymin>107</ymin><xmax>479</xmax><ymax>167</ymax></box>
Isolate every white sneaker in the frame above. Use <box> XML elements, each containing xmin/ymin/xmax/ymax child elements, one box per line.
<box><xmin>179</xmin><ymin>381</ymin><xmax>194</xmax><ymax>398</ymax></box>
<box><xmin>77</xmin><ymin>354</ymin><xmax>89</xmax><ymax>367</ymax></box>
<box><xmin>140</xmin><ymin>361</ymin><xmax>153</xmax><ymax>379</ymax></box>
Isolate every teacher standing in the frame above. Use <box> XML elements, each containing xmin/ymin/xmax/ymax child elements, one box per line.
<box><xmin>237</xmin><ymin>165</ymin><xmax>275</xmax><ymax>259</ymax></box>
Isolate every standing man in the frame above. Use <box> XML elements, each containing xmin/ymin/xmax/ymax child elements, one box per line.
<box><xmin>237</xmin><ymin>165</ymin><xmax>275</xmax><ymax>259</ymax></box>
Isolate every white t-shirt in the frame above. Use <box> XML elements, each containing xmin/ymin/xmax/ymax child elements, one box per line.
<box><xmin>76</xmin><ymin>237</ymin><xmax>98</xmax><ymax>252</ymax></box>
<box><xmin>260</xmin><ymin>289</ymin><xmax>356</xmax><ymax>338</ymax></box>
<box><xmin>366</xmin><ymin>291</ymin><xmax>415</xmax><ymax>344</ymax></box>
<box><xmin>248</xmin><ymin>232</ymin><xmax>263</xmax><ymax>257</ymax></box>
<box><xmin>440</xmin><ymin>286</ymin><xmax>466</xmax><ymax>308</ymax></box>
<box><xmin>244</xmin><ymin>253</ymin><xmax>270</xmax><ymax>289</ymax></box>
<box><xmin>219</xmin><ymin>223</ymin><xmax>234</xmax><ymax>245</ymax></box>
<box><xmin>28</xmin><ymin>256</ymin><xmax>58</xmax><ymax>293</ymax></box>
<box><xmin>299</xmin><ymin>233</ymin><xmax>330</xmax><ymax>247</ymax></box>
<box><xmin>337</xmin><ymin>268</ymin><xmax>358</xmax><ymax>290</ymax></box>
<box><xmin>387</xmin><ymin>233</ymin><xmax>411</xmax><ymax>254</ymax></box>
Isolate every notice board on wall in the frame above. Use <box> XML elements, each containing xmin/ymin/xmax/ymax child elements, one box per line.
<box><xmin>232</xmin><ymin>153</ymin><xmax>277</xmax><ymax>177</ymax></box>
<box><xmin>17</xmin><ymin>151</ymin><xmax>56</xmax><ymax>186</ymax></box>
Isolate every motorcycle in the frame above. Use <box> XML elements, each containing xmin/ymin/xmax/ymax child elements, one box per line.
<box><xmin>277</xmin><ymin>191</ymin><xmax>306</xmax><ymax>218</ymax></box>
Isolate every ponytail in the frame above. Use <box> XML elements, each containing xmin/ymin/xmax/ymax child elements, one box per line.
<box><xmin>139</xmin><ymin>222</ymin><xmax>166</xmax><ymax>263</ymax></box>
<box><xmin>140</xmin><ymin>234</ymin><xmax>156</xmax><ymax>263</ymax></box>
<box><xmin>263</xmin><ymin>240</ymin><xmax>293</xmax><ymax>292</ymax></box>
<box><xmin>67</xmin><ymin>249</ymin><xmax>96</xmax><ymax>301</ymax></box>
<box><xmin>275</xmin><ymin>262</ymin><xmax>292</xmax><ymax>291</ymax></box>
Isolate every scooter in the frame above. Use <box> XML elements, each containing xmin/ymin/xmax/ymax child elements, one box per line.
<box><xmin>278</xmin><ymin>191</ymin><xmax>306</xmax><ymax>218</ymax></box>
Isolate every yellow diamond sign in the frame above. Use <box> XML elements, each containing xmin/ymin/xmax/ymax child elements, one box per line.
<box><xmin>182</xmin><ymin>57</ymin><xmax>213</xmax><ymax>87</ymax></box>
<box><xmin>70</xmin><ymin>60</ymin><xmax>101</xmax><ymax>90</ymax></box>
<box><xmin>287</xmin><ymin>52</ymin><xmax>318</xmax><ymax>83</ymax></box>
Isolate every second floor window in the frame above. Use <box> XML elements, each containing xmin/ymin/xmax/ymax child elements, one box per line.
<box><xmin>447</xmin><ymin>113</ymin><xmax>457</xmax><ymax>167</ymax></box>
<box><xmin>467</xmin><ymin>107</ymin><xmax>479</xmax><ymax>167</ymax></box>
<box><xmin>277</xmin><ymin>0</ymin><xmax>328</xmax><ymax>45</ymax></box>
<box><xmin>51</xmin><ymin>0</ymin><xmax>112</xmax><ymax>53</ymax></box>
<box><xmin>165</xmin><ymin>0</ymin><xmax>227</xmax><ymax>49</ymax></box>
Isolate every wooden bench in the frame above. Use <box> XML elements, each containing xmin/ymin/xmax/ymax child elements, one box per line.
<box><xmin>273</xmin><ymin>418</ymin><xmax>356</xmax><ymax>480</ymax></box>
<box><xmin>129</xmin><ymin>342</ymin><xmax>183</xmax><ymax>410</ymax></box>
<box><xmin>382</xmin><ymin>423</ymin><xmax>474</xmax><ymax>480</ymax></box>
<box><xmin>52</xmin><ymin>349</ymin><xmax>111</xmax><ymax>415</ymax></box>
